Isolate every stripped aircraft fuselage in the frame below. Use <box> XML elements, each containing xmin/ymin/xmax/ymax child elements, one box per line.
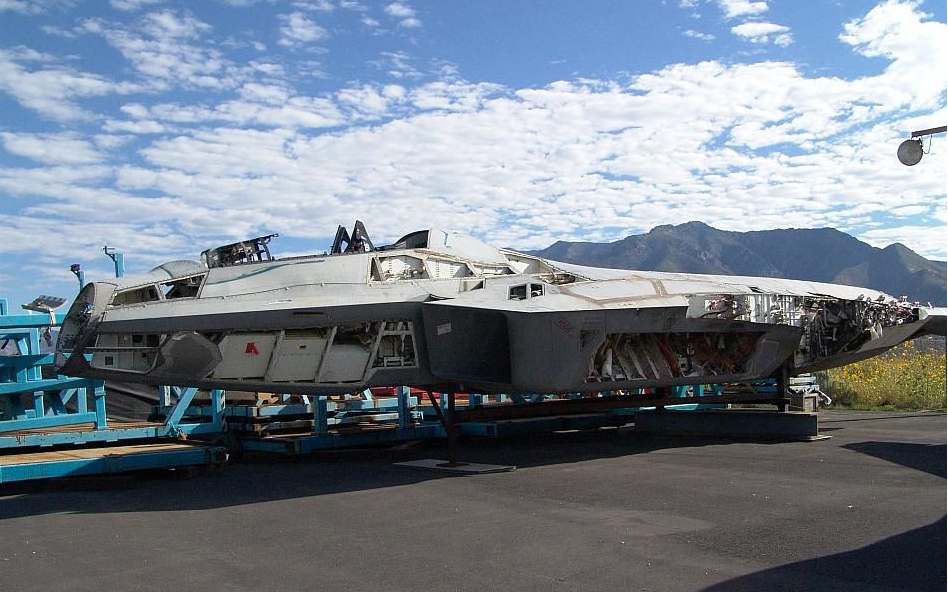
<box><xmin>56</xmin><ymin>227</ymin><xmax>946</xmax><ymax>395</ymax></box>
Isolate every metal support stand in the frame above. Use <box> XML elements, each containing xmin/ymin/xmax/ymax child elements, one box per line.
<box><xmin>426</xmin><ymin>390</ymin><xmax>446</xmax><ymax>426</ymax></box>
<box><xmin>437</xmin><ymin>391</ymin><xmax>467</xmax><ymax>468</ymax></box>
<box><xmin>776</xmin><ymin>365</ymin><xmax>789</xmax><ymax>413</ymax></box>
<box><xmin>314</xmin><ymin>396</ymin><xmax>328</xmax><ymax>435</ymax></box>
<box><xmin>655</xmin><ymin>386</ymin><xmax>670</xmax><ymax>410</ymax></box>
<box><xmin>397</xmin><ymin>386</ymin><xmax>411</xmax><ymax>429</ymax></box>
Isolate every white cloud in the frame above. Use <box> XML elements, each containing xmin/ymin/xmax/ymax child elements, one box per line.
<box><xmin>889</xmin><ymin>205</ymin><xmax>929</xmax><ymax>217</ymax></box>
<box><xmin>93</xmin><ymin>134</ymin><xmax>135</xmax><ymax>150</ymax></box>
<box><xmin>858</xmin><ymin>225</ymin><xmax>948</xmax><ymax>260</ymax></box>
<box><xmin>0</xmin><ymin>0</ymin><xmax>69</xmax><ymax>14</ymax></box>
<box><xmin>337</xmin><ymin>85</ymin><xmax>397</xmax><ymax>118</ymax></box>
<box><xmin>102</xmin><ymin>118</ymin><xmax>168</xmax><ymax>134</ymax></box>
<box><xmin>238</xmin><ymin>82</ymin><xmax>291</xmax><ymax>104</ymax></box>
<box><xmin>841</xmin><ymin>2</ymin><xmax>946</xmax><ymax>113</ymax></box>
<box><xmin>0</xmin><ymin>0</ymin><xmax>945</xmax><ymax>308</ymax></box>
<box><xmin>0</xmin><ymin>0</ymin><xmax>34</xmax><ymax>13</ymax></box>
<box><xmin>375</xmin><ymin>50</ymin><xmax>422</xmax><ymax>79</ymax></box>
<box><xmin>384</xmin><ymin>2</ymin><xmax>421</xmax><ymax>28</ymax></box>
<box><xmin>0</xmin><ymin>47</ymin><xmax>138</xmax><ymax>120</ymax></box>
<box><xmin>77</xmin><ymin>13</ymin><xmax>238</xmax><ymax>91</ymax></box>
<box><xmin>384</xmin><ymin>2</ymin><xmax>414</xmax><ymax>18</ymax></box>
<box><xmin>0</xmin><ymin>132</ymin><xmax>105</xmax><ymax>164</ymax></box>
<box><xmin>683</xmin><ymin>29</ymin><xmax>715</xmax><ymax>41</ymax></box>
<box><xmin>126</xmin><ymin>92</ymin><xmax>346</xmax><ymax>129</ymax></box>
<box><xmin>140</xmin><ymin>9</ymin><xmax>210</xmax><ymax>39</ymax></box>
<box><xmin>278</xmin><ymin>11</ymin><xmax>329</xmax><ymax>47</ymax></box>
<box><xmin>110</xmin><ymin>0</ymin><xmax>164</xmax><ymax>11</ymax></box>
<box><xmin>715</xmin><ymin>0</ymin><xmax>768</xmax><ymax>19</ymax></box>
<box><xmin>293</xmin><ymin>0</ymin><xmax>334</xmax><ymax>11</ymax></box>
<box><xmin>731</xmin><ymin>21</ymin><xmax>793</xmax><ymax>46</ymax></box>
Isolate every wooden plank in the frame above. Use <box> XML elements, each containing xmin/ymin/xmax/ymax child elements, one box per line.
<box><xmin>0</xmin><ymin>442</ymin><xmax>203</xmax><ymax>466</ymax></box>
<box><xmin>4</xmin><ymin>420</ymin><xmax>163</xmax><ymax>437</ymax></box>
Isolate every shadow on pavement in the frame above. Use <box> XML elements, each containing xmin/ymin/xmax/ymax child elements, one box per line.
<box><xmin>0</xmin><ymin>427</ymin><xmax>743</xmax><ymax>518</ymax></box>
<box><xmin>843</xmin><ymin>441</ymin><xmax>946</xmax><ymax>478</ymax></box>
<box><xmin>701</xmin><ymin>517</ymin><xmax>946</xmax><ymax>592</ymax></box>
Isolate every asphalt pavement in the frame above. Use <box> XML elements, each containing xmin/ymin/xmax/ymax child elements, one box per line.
<box><xmin>1</xmin><ymin>410</ymin><xmax>945</xmax><ymax>592</ymax></box>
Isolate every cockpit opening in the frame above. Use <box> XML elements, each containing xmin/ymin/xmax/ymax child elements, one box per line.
<box><xmin>202</xmin><ymin>234</ymin><xmax>278</xmax><ymax>269</ymax></box>
<box><xmin>389</xmin><ymin>229</ymin><xmax>430</xmax><ymax>250</ymax></box>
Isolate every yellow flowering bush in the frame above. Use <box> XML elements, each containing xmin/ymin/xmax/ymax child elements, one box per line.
<box><xmin>817</xmin><ymin>340</ymin><xmax>947</xmax><ymax>411</ymax></box>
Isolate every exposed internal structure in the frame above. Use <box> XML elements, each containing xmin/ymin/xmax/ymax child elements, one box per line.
<box><xmin>685</xmin><ymin>292</ymin><xmax>922</xmax><ymax>367</ymax></box>
<box><xmin>587</xmin><ymin>332</ymin><xmax>761</xmax><ymax>383</ymax></box>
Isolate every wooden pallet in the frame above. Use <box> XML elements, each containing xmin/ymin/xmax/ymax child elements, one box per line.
<box><xmin>0</xmin><ymin>442</ymin><xmax>208</xmax><ymax>466</ymax></box>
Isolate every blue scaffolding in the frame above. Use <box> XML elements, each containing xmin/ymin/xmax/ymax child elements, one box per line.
<box><xmin>0</xmin><ymin>298</ymin><xmax>106</xmax><ymax>436</ymax></box>
<box><xmin>1</xmin><ymin>297</ymin><xmax>226</xmax><ymax>483</ymax></box>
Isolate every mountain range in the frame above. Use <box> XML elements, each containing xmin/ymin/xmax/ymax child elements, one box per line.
<box><xmin>531</xmin><ymin>222</ymin><xmax>947</xmax><ymax>306</ymax></box>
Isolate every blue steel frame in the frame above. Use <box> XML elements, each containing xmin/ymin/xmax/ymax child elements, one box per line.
<box><xmin>1</xmin><ymin>299</ymin><xmax>107</xmax><ymax>437</ymax></box>
<box><xmin>1</xmin><ymin>297</ymin><xmax>224</xmax><ymax>449</ymax></box>
<box><xmin>0</xmin><ymin>444</ymin><xmax>226</xmax><ymax>484</ymax></box>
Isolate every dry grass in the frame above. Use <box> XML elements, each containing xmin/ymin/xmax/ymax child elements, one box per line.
<box><xmin>817</xmin><ymin>341</ymin><xmax>947</xmax><ymax>411</ymax></box>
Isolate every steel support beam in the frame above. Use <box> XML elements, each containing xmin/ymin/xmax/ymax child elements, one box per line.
<box><xmin>454</xmin><ymin>391</ymin><xmax>788</xmax><ymax>423</ymax></box>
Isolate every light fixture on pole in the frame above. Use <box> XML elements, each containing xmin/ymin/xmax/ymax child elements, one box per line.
<box><xmin>897</xmin><ymin>125</ymin><xmax>946</xmax><ymax>166</ymax></box>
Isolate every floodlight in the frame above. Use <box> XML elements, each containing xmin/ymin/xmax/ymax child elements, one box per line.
<box><xmin>897</xmin><ymin>139</ymin><xmax>924</xmax><ymax>166</ymax></box>
<box><xmin>22</xmin><ymin>295</ymin><xmax>67</xmax><ymax>313</ymax></box>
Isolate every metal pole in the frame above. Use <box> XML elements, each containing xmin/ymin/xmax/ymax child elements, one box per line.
<box><xmin>397</xmin><ymin>385</ymin><xmax>410</xmax><ymax>429</ymax></box>
<box><xmin>103</xmin><ymin>246</ymin><xmax>124</xmax><ymax>278</ymax></box>
<box><xmin>438</xmin><ymin>392</ymin><xmax>467</xmax><ymax>468</ymax></box>
<box><xmin>911</xmin><ymin>125</ymin><xmax>947</xmax><ymax>137</ymax></box>
<box><xmin>776</xmin><ymin>364</ymin><xmax>789</xmax><ymax>413</ymax></box>
<box><xmin>447</xmin><ymin>391</ymin><xmax>457</xmax><ymax>464</ymax></box>
<box><xmin>70</xmin><ymin>265</ymin><xmax>84</xmax><ymax>290</ymax></box>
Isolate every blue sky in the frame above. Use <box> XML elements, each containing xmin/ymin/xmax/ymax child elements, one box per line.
<box><xmin>0</xmin><ymin>0</ymin><xmax>945</xmax><ymax>310</ymax></box>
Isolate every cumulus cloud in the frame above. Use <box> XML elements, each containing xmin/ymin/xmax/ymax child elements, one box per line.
<box><xmin>79</xmin><ymin>11</ymin><xmax>237</xmax><ymax>91</ymax></box>
<box><xmin>384</xmin><ymin>2</ymin><xmax>421</xmax><ymax>28</ymax></box>
<box><xmin>0</xmin><ymin>47</ymin><xmax>138</xmax><ymax>120</ymax></box>
<box><xmin>859</xmin><ymin>225</ymin><xmax>948</xmax><ymax>261</ymax></box>
<box><xmin>110</xmin><ymin>0</ymin><xmax>164</xmax><ymax>11</ymax></box>
<box><xmin>0</xmin><ymin>0</ymin><xmax>38</xmax><ymax>12</ymax></box>
<box><xmin>278</xmin><ymin>11</ymin><xmax>329</xmax><ymax>46</ymax></box>
<box><xmin>374</xmin><ymin>50</ymin><xmax>422</xmax><ymax>79</ymax></box>
<box><xmin>293</xmin><ymin>0</ymin><xmax>334</xmax><ymax>11</ymax></box>
<box><xmin>683</xmin><ymin>29</ymin><xmax>715</xmax><ymax>41</ymax></box>
<box><xmin>81</xmin><ymin>50</ymin><xmax>943</xmax><ymax>255</ymax></box>
<box><xmin>731</xmin><ymin>21</ymin><xmax>793</xmax><ymax>46</ymax></box>
<box><xmin>0</xmin><ymin>0</ymin><xmax>70</xmax><ymax>14</ymax></box>
<box><xmin>715</xmin><ymin>0</ymin><xmax>768</xmax><ymax>19</ymax></box>
<box><xmin>140</xmin><ymin>9</ymin><xmax>210</xmax><ymax>38</ymax></box>
<box><xmin>0</xmin><ymin>0</ymin><xmax>945</xmax><ymax>308</ymax></box>
<box><xmin>0</xmin><ymin>132</ymin><xmax>105</xmax><ymax>164</ymax></box>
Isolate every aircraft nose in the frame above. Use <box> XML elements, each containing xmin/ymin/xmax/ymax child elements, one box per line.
<box><xmin>54</xmin><ymin>282</ymin><xmax>115</xmax><ymax>374</ymax></box>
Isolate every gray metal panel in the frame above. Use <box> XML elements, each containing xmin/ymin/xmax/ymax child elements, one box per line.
<box><xmin>266</xmin><ymin>333</ymin><xmax>328</xmax><ymax>382</ymax></box>
<box><xmin>213</xmin><ymin>333</ymin><xmax>276</xmax><ymax>379</ymax></box>
<box><xmin>318</xmin><ymin>344</ymin><xmax>371</xmax><ymax>383</ymax></box>
<box><xmin>566</xmin><ymin>280</ymin><xmax>656</xmax><ymax>300</ymax></box>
